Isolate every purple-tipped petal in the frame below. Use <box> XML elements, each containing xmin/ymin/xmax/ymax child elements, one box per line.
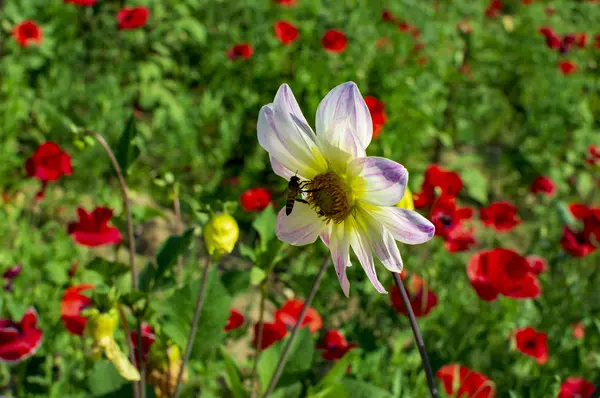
<box><xmin>316</xmin><ymin>82</ymin><xmax>372</xmax><ymax>150</ymax></box>
<box><xmin>349</xmin><ymin>220</ymin><xmax>387</xmax><ymax>294</ymax></box>
<box><xmin>273</xmin><ymin>84</ymin><xmax>311</xmax><ymax>130</ymax></box>
<box><xmin>349</xmin><ymin>157</ymin><xmax>408</xmax><ymax>206</ymax></box>
<box><xmin>329</xmin><ymin>223</ymin><xmax>351</xmax><ymax>297</ymax></box>
<box><xmin>269</xmin><ymin>155</ymin><xmax>296</xmax><ymax>181</ymax></box>
<box><xmin>317</xmin><ymin>119</ymin><xmax>366</xmax><ymax>164</ymax></box>
<box><xmin>276</xmin><ymin>203</ymin><xmax>325</xmax><ymax>246</ymax></box>
<box><xmin>370</xmin><ymin>207</ymin><xmax>435</xmax><ymax>245</ymax></box>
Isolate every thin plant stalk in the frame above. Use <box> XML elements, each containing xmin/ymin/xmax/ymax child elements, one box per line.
<box><xmin>172</xmin><ymin>254</ymin><xmax>213</xmax><ymax>398</ymax></box>
<box><xmin>250</xmin><ymin>283</ymin><xmax>268</xmax><ymax>398</ymax></box>
<box><xmin>392</xmin><ymin>272</ymin><xmax>439</xmax><ymax>398</ymax></box>
<box><xmin>262</xmin><ymin>257</ymin><xmax>330</xmax><ymax>398</ymax></box>
<box><xmin>91</xmin><ymin>131</ymin><xmax>144</xmax><ymax>398</ymax></box>
<box><xmin>173</xmin><ymin>185</ymin><xmax>184</xmax><ymax>287</ymax></box>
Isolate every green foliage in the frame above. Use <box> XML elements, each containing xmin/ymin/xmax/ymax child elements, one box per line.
<box><xmin>115</xmin><ymin>114</ymin><xmax>141</xmax><ymax>176</ymax></box>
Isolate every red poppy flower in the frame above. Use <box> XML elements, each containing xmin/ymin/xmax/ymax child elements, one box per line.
<box><xmin>539</xmin><ymin>27</ymin><xmax>562</xmax><ymax>50</ymax></box>
<box><xmin>117</xmin><ymin>7</ymin><xmax>149</xmax><ymax>30</ymax></box>
<box><xmin>253</xmin><ymin>320</ymin><xmax>287</xmax><ymax>350</ymax></box>
<box><xmin>240</xmin><ymin>188</ymin><xmax>272</xmax><ymax>212</ymax></box>
<box><xmin>3</xmin><ymin>265</ymin><xmax>22</xmax><ymax>292</ymax></box>
<box><xmin>514</xmin><ymin>327</ymin><xmax>548</xmax><ymax>364</ymax></box>
<box><xmin>467</xmin><ymin>248</ymin><xmax>541</xmax><ymax>302</ymax></box>
<box><xmin>64</xmin><ymin>0</ymin><xmax>96</xmax><ymax>5</ymax></box>
<box><xmin>525</xmin><ymin>255</ymin><xmax>548</xmax><ymax>275</ymax></box>
<box><xmin>570</xmin><ymin>204</ymin><xmax>600</xmax><ymax>242</ymax></box>
<box><xmin>561</xmin><ymin>227</ymin><xmax>596</xmax><ymax>257</ymax></box>
<box><xmin>560</xmin><ymin>204</ymin><xmax>600</xmax><ymax>257</ymax></box>
<box><xmin>558</xmin><ymin>377</ymin><xmax>594</xmax><ymax>398</ymax></box>
<box><xmin>413</xmin><ymin>164</ymin><xmax>464</xmax><ymax>209</ymax></box>
<box><xmin>129</xmin><ymin>323</ymin><xmax>156</xmax><ymax>368</ymax></box>
<box><xmin>595</xmin><ymin>34</ymin><xmax>600</xmax><ymax>50</ymax></box>
<box><xmin>317</xmin><ymin>330</ymin><xmax>358</xmax><ymax>360</ymax></box>
<box><xmin>274</xmin><ymin>0</ymin><xmax>297</xmax><ymax>6</ymax></box>
<box><xmin>390</xmin><ymin>273</ymin><xmax>438</xmax><ymax>317</ymax></box>
<box><xmin>12</xmin><ymin>21</ymin><xmax>43</xmax><ymax>47</ymax></box>
<box><xmin>321</xmin><ymin>29</ymin><xmax>347</xmax><ymax>53</ymax></box>
<box><xmin>437</xmin><ymin>364</ymin><xmax>495</xmax><ymax>398</ymax></box>
<box><xmin>25</xmin><ymin>142</ymin><xmax>72</xmax><ymax>185</ymax></box>
<box><xmin>586</xmin><ymin>145</ymin><xmax>600</xmax><ymax>165</ymax></box>
<box><xmin>572</xmin><ymin>322</ymin><xmax>585</xmax><ymax>339</ymax></box>
<box><xmin>67</xmin><ymin>207</ymin><xmax>123</xmax><ymax>247</ymax></box>
<box><xmin>275</xmin><ymin>299</ymin><xmax>323</xmax><ymax>333</ymax></box>
<box><xmin>559</xmin><ymin>60</ymin><xmax>578</xmax><ymax>75</ymax></box>
<box><xmin>480</xmin><ymin>201</ymin><xmax>521</xmax><ymax>232</ymax></box>
<box><xmin>0</xmin><ymin>307</ymin><xmax>43</xmax><ymax>364</ymax></box>
<box><xmin>530</xmin><ymin>176</ymin><xmax>556</xmax><ymax>196</ymax></box>
<box><xmin>445</xmin><ymin>226</ymin><xmax>477</xmax><ymax>252</ymax></box>
<box><xmin>224</xmin><ymin>309</ymin><xmax>245</xmax><ymax>332</ymax></box>
<box><xmin>431</xmin><ymin>196</ymin><xmax>473</xmax><ymax>239</ymax></box>
<box><xmin>60</xmin><ymin>284</ymin><xmax>94</xmax><ymax>336</ymax></box>
<box><xmin>575</xmin><ymin>33</ymin><xmax>588</xmax><ymax>48</ymax></box>
<box><xmin>228</xmin><ymin>43</ymin><xmax>253</xmax><ymax>60</ymax></box>
<box><xmin>381</xmin><ymin>10</ymin><xmax>400</xmax><ymax>24</ymax></box>
<box><xmin>274</xmin><ymin>21</ymin><xmax>299</xmax><ymax>45</ymax></box>
<box><xmin>364</xmin><ymin>96</ymin><xmax>388</xmax><ymax>139</ymax></box>
<box><xmin>485</xmin><ymin>0</ymin><xmax>503</xmax><ymax>18</ymax></box>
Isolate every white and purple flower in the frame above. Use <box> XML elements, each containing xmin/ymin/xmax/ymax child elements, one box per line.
<box><xmin>257</xmin><ymin>82</ymin><xmax>435</xmax><ymax>296</ymax></box>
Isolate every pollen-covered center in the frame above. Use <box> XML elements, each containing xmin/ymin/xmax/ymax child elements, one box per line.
<box><xmin>305</xmin><ymin>172</ymin><xmax>352</xmax><ymax>224</ymax></box>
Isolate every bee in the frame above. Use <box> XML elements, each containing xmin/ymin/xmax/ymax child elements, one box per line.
<box><xmin>286</xmin><ymin>175</ymin><xmax>308</xmax><ymax>216</ymax></box>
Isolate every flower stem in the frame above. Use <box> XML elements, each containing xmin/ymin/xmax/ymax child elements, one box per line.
<box><xmin>262</xmin><ymin>256</ymin><xmax>330</xmax><ymax>398</ymax></box>
<box><xmin>172</xmin><ymin>254</ymin><xmax>213</xmax><ymax>398</ymax></box>
<box><xmin>91</xmin><ymin>131</ymin><xmax>143</xmax><ymax>398</ymax></box>
<box><xmin>250</xmin><ymin>283</ymin><xmax>268</xmax><ymax>398</ymax></box>
<box><xmin>392</xmin><ymin>272</ymin><xmax>439</xmax><ymax>398</ymax></box>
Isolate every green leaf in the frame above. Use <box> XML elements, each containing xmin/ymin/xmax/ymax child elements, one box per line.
<box><xmin>155</xmin><ymin>228</ymin><xmax>195</xmax><ymax>284</ymax></box>
<box><xmin>461</xmin><ymin>168</ymin><xmax>488</xmax><ymax>204</ymax></box>
<box><xmin>252</xmin><ymin>206</ymin><xmax>277</xmax><ymax>251</ymax></box>
<box><xmin>138</xmin><ymin>262</ymin><xmax>156</xmax><ymax>293</ymax></box>
<box><xmin>86</xmin><ymin>258</ymin><xmax>130</xmax><ymax>281</ymax></box>
<box><xmin>257</xmin><ymin>341</ymin><xmax>282</xmax><ymax>392</ymax></box>
<box><xmin>314</xmin><ymin>351</ymin><xmax>355</xmax><ymax>391</ymax></box>
<box><xmin>161</xmin><ymin>267</ymin><xmax>231</xmax><ymax>359</ymax></box>
<box><xmin>340</xmin><ymin>379</ymin><xmax>393</xmax><ymax>398</ymax></box>
<box><xmin>87</xmin><ymin>360</ymin><xmax>126</xmax><ymax>396</ymax></box>
<box><xmin>250</xmin><ymin>266</ymin><xmax>267</xmax><ymax>286</ymax></box>
<box><xmin>239</xmin><ymin>242</ymin><xmax>257</xmax><ymax>262</ymax></box>
<box><xmin>219</xmin><ymin>346</ymin><xmax>248</xmax><ymax>398</ymax></box>
<box><xmin>271</xmin><ymin>382</ymin><xmax>303</xmax><ymax>398</ymax></box>
<box><xmin>115</xmin><ymin>114</ymin><xmax>141</xmax><ymax>175</ymax></box>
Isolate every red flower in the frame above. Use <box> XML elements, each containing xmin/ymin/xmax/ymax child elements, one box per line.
<box><xmin>321</xmin><ymin>29</ymin><xmax>347</xmax><ymax>53</ymax></box>
<box><xmin>431</xmin><ymin>196</ymin><xmax>473</xmax><ymax>239</ymax></box>
<box><xmin>413</xmin><ymin>164</ymin><xmax>464</xmax><ymax>209</ymax></box>
<box><xmin>64</xmin><ymin>0</ymin><xmax>96</xmax><ymax>5</ymax></box>
<box><xmin>485</xmin><ymin>0</ymin><xmax>503</xmax><ymax>18</ymax></box>
<box><xmin>3</xmin><ymin>265</ymin><xmax>22</xmax><ymax>281</ymax></box>
<box><xmin>240</xmin><ymin>188</ymin><xmax>272</xmax><ymax>212</ymax></box>
<box><xmin>530</xmin><ymin>176</ymin><xmax>556</xmax><ymax>196</ymax></box>
<box><xmin>317</xmin><ymin>330</ymin><xmax>357</xmax><ymax>360</ymax></box>
<box><xmin>253</xmin><ymin>320</ymin><xmax>287</xmax><ymax>350</ymax></box>
<box><xmin>514</xmin><ymin>327</ymin><xmax>548</xmax><ymax>364</ymax></box>
<box><xmin>525</xmin><ymin>255</ymin><xmax>548</xmax><ymax>275</ymax></box>
<box><xmin>117</xmin><ymin>7</ymin><xmax>149</xmax><ymax>30</ymax></box>
<box><xmin>595</xmin><ymin>34</ymin><xmax>600</xmax><ymax>50</ymax></box>
<box><xmin>67</xmin><ymin>207</ymin><xmax>123</xmax><ymax>247</ymax></box>
<box><xmin>572</xmin><ymin>322</ymin><xmax>585</xmax><ymax>339</ymax></box>
<box><xmin>445</xmin><ymin>226</ymin><xmax>477</xmax><ymax>252</ymax></box>
<box><xmin>559</xmin><ymin>60</ymin><xmax>578</xmax><ymax>75</ymax></box>
<box><xmin>129</xmin><ymin>323</ymin><xmax>156</xmax><ymax>368</ymax></box>
<box><xmin>561</xmin><ymin>227</ymin><xmax>596</xmax><ymax>257</ymax></box>
<box><xmin>228</xmin><ymin>43</ymin><xmax>253</xmax><ymax>60</ymax></box>
<box><xmin>390</xmin><ymin>273</ymin><xmax>438</xmax><ymax>317</ymax></box>
<box><xmin>586</xmin><ymin>145</ymin><xmax>600</xmax><ymax>165</ymax></box>
<box><xmin>60</xmin><ymin>284</ymin><xmax>94</xmax><ymax>336</ymax></box>
<box><xmin>539</xmin><ymin>27</ymin><xmax>562</xmax><ymax>50</ymax></box>
<box><xmin>560</xmin><ymin>204</ymin><xmax>600</xmax><ymax>257</ymax></box>
<box><xmin>275</xmin><ymin>299</ymin><xmax>322</xmax><ymax>333</ymax></box>
<box><xmin>364</xmin><ymin>96</ymin><xmax>388</xmax><ymax>139</ymax></box>
<box><xmin>0</xmin><ymin>307</ymin><xmax>43</xmax><ymax>364</ymax></box>
<box><xmin>25</xmin><ymin>142</ymin><xmax>72</xmax><ymax>185</ymax></box>
<box><xmin>480</xmin><ymin>201</ymin><xmax>521</xmax><ymax>232</ymax></box>
<box><xmin>224</xmin><ymin>309</ymin><xmax>245</xmax><ymax>332</ymax></box>
<box><xmin>274</xmin><ymin>0</ymin><xmax>297</xmax><ymax>6</ymax></box>
<box><xmin>575</xmin><ymin>33</ymin><xmax>588</xmax><ymax>48</ymax></box>
<box><xmin>437</xmin><ymin>364</ymin><xmax>495</xmax><ymax>398</ymax></box>
<box><xmin>13</xmin><ymin>21</ymin><xmax>43</xmax><ymax>47</ymax></box>
<box><xmin>381</xmin><ymin>10</ymin><xmax>400</xmax><ymax>24</ymax></box>
<box><xmin>558</xmin><ymin>377</ymin><xmax>594</xmax><ymax>398</ymax></box>
<box><xmin>274</xmin><ymin>21</ymin><xmax>299</xmax><ymax>45</ymax></box>
<box><xmin>467</xmin><ymin>248</ymin><xmax>541</xmax><ymax>302</ymax></box>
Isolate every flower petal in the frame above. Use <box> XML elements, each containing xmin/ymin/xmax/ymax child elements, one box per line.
<box><xmin>348</xmin><ymin>218</ymin><xmax>387</xmax><ymax>293</ymax></box>
<box><xmin>276</xmin><ymin>203</ymin><xmax>325</xmax><ymax>246</ymax></box>
<box><xmin>356</xmin><ymin>208</ymin><xmax>403</xmax><ymax>273</ymax></box>
<box><xmin>269</xmin><ymin>155</ymin><xmax>296</xmax><ymax>180</ymax></box>
<box><xmin>274</xmin><ymin>83</ymin><xmax>311</xmax><ymax>130</ymax></box>
<box><xmin>349</xmin><ymin>157</ymin><xmax>408</xmax><ymax>206</ymax></box>
<box><xmin>258</xmin><ymin>88</ymin><xmax>327</xmax><ymax>179</ymax></box>
<box><xmin>316</xmin><ymin>82</ymin><xmax>372</xmax><ymax>150</ymax></box>
<box><xmin>329</xmin><ymin>222</ymin><xmax>351</xmax><ymax>297</ymax></box>
<box><xmin>369</xmin><ymin>207</ymin><xmax>435</xmax><ymax>244</ymax></box>
<box><xmin>316</xmin><ymin>119</ymin><xmax>366</xmax><ymax>171</ymax></box>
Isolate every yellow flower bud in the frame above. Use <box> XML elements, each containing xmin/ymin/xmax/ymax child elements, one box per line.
<box><xmin>396</xmin><ymin>187</ymin><xmax>415</xmax><ymax>211</ymax></box>
<box><xmin>86</xmin><ymin>308</ymin><xmax>118</xmax><ymax>343</ymax></box>
<box><xmin>203</xmin><ymin>213</ymin><xmax>239</xmax><ymax>256</ymax></box>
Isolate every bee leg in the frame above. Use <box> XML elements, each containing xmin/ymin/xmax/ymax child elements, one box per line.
<box><xmin>295</xmin><ymin>198</ymin><xmax>309</xmax><ymax>204</ymax></box>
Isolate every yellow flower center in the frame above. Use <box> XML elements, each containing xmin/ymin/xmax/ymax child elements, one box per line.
<box><xmin>306</xmin><ymin>172</ymin><xmax>353</xmax><ymax>224</ymax></box>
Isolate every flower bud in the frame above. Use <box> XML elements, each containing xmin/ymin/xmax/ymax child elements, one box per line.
<box><xmin>203</xmin><ymin>213</ymin><xmax>239</xmax><ymax>256</ymax></box>
<box><xmin>396</xmin><ymin>188</ymin><xmax>415</xmax><ymax>211</ymax></box>
<box><xmin>86</xmin><ymin>308</ymin><xmax>119</xmax><ymax>343</ymax></box>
